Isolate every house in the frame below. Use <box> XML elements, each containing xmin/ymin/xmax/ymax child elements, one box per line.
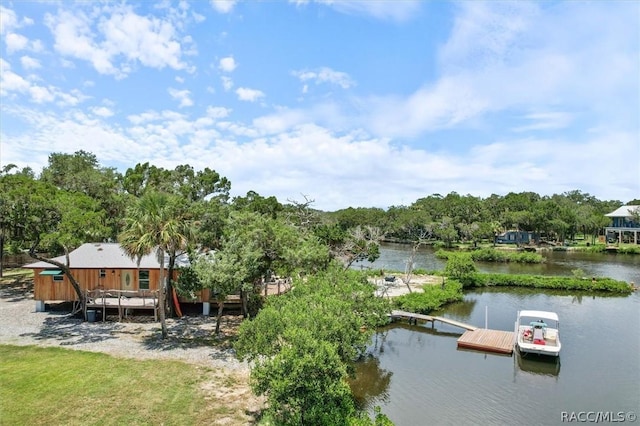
<box><xmin>604</xmin><ymin>205</ymin><xmax>640</xmax><ymax>245</ymax></box>
<box><xmin>495</xmin><ymin>230</ymin><xmax>537</xmax><ymax>245</ymax></box>
<box><xmin>23</xmin><ymin>243</ymin><xmax>214</xmax><ymax>314</ymax></box>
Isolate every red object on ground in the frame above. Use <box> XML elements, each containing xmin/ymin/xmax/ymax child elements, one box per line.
<box><xmin>172</xmin><ymin>288</ymin><xmax>183</xmax><ymax>317</ymax></box>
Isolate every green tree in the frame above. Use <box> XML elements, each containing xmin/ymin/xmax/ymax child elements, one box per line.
<box><xmin>123</xmin><ymin>163</ymin><xmax>230</xmax><ymax>203</ymax></box>
<box><xmin>7</xmin><ymin>168</ymin><xmax>109</xmax><ymax>307</ymax></box>
<box><xmin>119</xmin><ymin>192</ymin><xmax>194</xmax><ymax>338</ymax></box>
<box><xmin>235</xmin><ymin>267</ymin><xmax>390</xmax><ymax>424</ymax></box>
<box><xmin>0</xmin><ymin>167</ymin><xmax>36</xmax><ymax>276</ymax></box>
<box><xmin>251</xmin><ymin>327</ymin><xmax>355</xmax><ymax>425</ymax></box>
<box><xmin>444</xmin><ymin>253</ymin><xmax>477</xmax><ymax>285</ymax></box>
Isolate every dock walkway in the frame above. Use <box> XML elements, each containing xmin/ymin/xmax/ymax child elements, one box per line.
<box><xmin>390</xmin><ymin>310</ymin><xmax>478</xmax><ymax>331</ymax></box>
<box><xmin>389</xmin><ymin>309</ymin><xmax>515</xmax><ymax>354</ymax></box>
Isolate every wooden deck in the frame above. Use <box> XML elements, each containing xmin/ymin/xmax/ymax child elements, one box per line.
<box><xmin>457</xmin><ymin>329</ymin><xmax>515</xmax><ymax>354</ymax></box>
<box><xmin>85</xmin><ymin>289</ymin><xmax>159</xmax><ymax>322</ymax></box>
<box><xmin>389</xmin><ymin>310</ymin><xmax>478</xmax><ymax>331</ymax></box>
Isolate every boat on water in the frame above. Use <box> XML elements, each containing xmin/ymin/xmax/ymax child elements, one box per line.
<box><xmin>515</xmin><ymin>310</ymin><xmax>561</xmax><ymax>357</ymax></box>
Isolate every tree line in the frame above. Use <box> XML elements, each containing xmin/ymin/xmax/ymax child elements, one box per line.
<box><xmin>2</xmin><ymin>150</ymin><xmax>635</xmax><ymax>424</ymax></box>
<box><xmin>2</xmin><ymin>150</ymin><xmax>636</xmax><ymax>275</ymax></box>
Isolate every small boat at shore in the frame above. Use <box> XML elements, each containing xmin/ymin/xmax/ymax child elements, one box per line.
<box><xmin>515</xmin><ymin>310</ymin><xmax>561</xmax><ymax>357</ymax></box>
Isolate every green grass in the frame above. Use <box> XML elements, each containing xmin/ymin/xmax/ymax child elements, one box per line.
<box><xmin>0</xmin><ymin>268</ymin><xmax>33</xmax><ymax>282</ymax></box>
<box><xmin>0</xmin><ymin>345</ymin><xmax>254</xmax><ymax>426</ymax></box>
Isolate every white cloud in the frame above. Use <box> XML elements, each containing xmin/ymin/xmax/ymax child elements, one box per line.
<box><xmin>5</xmin><ymin>33</ymin><xmax>28</xmax><ymax>53</ymax></box>
<box><xmin>45</xmin><ymin>5</ymin><xmax>189</xmax><ymax>78</ymax></box>
<box><xmin>206</xmin><ymin>106</ymin><xmax>231</xmax><ymax>119</ymax></box>
<box><xmin>513</xmin><ymin>112</ymin><xmax>573</xmax><ymax>132</ymax></box>
<box><xmin>168</xmin><ymin>88</ymin><xmax>194</xmax><ymax>107</ymax></box>
<box><xmin>221</xmin><ymin>76</ymin><xmax>233</xmax><ymax>91</ymax></box>
<box><xmin>20</xmin><ymin>55</ymin><xmax>41</xmax><ymax>70</ymax></box>
<box><xmin>292</xmin><ymin>67</ymin><xmax>354</xmax><ymax>89</ymax></box>
<box><xmin>210</xmin><ymin>0</ymin><xmax>237</xmax><ymax>14</ymax></box>
<box><xmin>0</xmin><ymin>6</ymin><xmax>18</xmax><ymax>35</ymax></box>
<box><xmin>0</xmin><ymin>59</ymin><xmax>87</xmax><ymax>106</ymax></box>
<box><xmin>235</xmin><ymin>87</ymin><xmax>265</xmax><ymax>102</ymax></box>
<box><xmin>218</xmin><ymin>56</ymin><xmax>237</xmax><ymax>72</ymax></box>
<box><xmin>295</xmin><ymin>0</ymin><xmax>421</xmax><ymax>22</ymax></box>
<box><xmin>91</xmin><ymin>106</ymin><xmax>115</xmax><ymax>117</ymax></box>
<box><xmin>358</xmin><ymin>2</ymin><xmax>639</xmax><ymax>139</ymax></box>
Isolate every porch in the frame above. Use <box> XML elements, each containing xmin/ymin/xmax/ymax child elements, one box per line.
<box><xmin>604</xmin><ymin>227</ymin><xmax>640</xmax><ymax>245</ymax></box>
<box><xmin>84</xmin><ymin>289</ymin><xmax>159</xmax><ymax>322</ymax></box>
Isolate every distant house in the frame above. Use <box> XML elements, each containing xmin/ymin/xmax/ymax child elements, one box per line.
<box><xmin>495</xmin><ymin>231</ymin><xmax>537</xmax><ymax>245</ymax></box>
<box><xmin>23</xmin><ymin>243</ymin><xmax>212</xmax><ymax>313</ymax></box>
<box><xmin>604</xmin><ymin>205</ymin><xmax>640</xmax><ymax>245</ymax></box>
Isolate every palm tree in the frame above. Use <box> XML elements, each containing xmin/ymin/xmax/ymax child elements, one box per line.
<box><xmin>119</xmin><ymin>192</ymin><xmax>194</xmax><ymax>339</ymax></box>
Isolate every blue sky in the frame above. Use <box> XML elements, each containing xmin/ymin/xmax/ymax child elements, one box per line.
<box><xmin>1</xmin><ymin>0</ymin><xmax>638</xmax><ymax>210</ymax></box>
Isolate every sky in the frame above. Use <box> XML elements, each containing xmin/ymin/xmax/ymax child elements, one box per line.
<box><xmin>1</xmin><ymin>0</ymin><xmax>639</xmax><ymax>211</ymax></box>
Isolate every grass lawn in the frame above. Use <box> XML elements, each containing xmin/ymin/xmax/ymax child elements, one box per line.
<box><xmin>0</xmin><ymin>344</ymin><xmax>257</xmax><ymax>425</ymax></box>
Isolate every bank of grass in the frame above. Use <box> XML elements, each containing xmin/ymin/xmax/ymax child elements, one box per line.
<box><xmin>574</xmin><ymin>244</ymin><xmax>640</xmax><ymax>254</ymax></box>
<box><xmin>436</xmin><ymin>248</ymin><xmax>544</xmax><ymax>263</ymax></box>
<box><xmin>0</xmin><ymin>345</ymin><xmax>255</xmax><ymax>426</ymax></box>
<box><xmin>392</xmin><ymin>280</ymin><xmax>464</xmax><ymax>314</ymax></box>
<box><xmin>466</xmin><ymin>273</ymin><xmax>632</xmax><ymax>293</ymax></box>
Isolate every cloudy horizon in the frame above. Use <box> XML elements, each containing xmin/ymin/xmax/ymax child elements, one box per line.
<box><xmin>1</xmin><ymin>1</ymin><xmax>638</xmax><ymax>210</ymax></box>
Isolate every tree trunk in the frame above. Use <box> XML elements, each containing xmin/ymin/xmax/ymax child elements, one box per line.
<box><xmin>166</xmin><ymin>254</ymin><xmax>176</xmax><ymax>318</ymax></box>
<box><xmin>158</xmin><ymin>250</ymin><xmax>168</xmax><ymax>339</ymax></box>
<box><xmin>215</xmin><ymin>301</ymin><xmax>224</xmax><ymax>334</ymax></box>
<box><xmin>240</xmin><ymin>289</ymin><xmax>249</xmax><ymax>318</ymax></box>
<box><xmin>0</xmin><ymin>233</ymin><xmax>4</xmax><ymax>278</ymax></box>
<box><xmin>28</xmin><ymin>243</ymin><xmax>85</xmax><ymax>313</ymax></box>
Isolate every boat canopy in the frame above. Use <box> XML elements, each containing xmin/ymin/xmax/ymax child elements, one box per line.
<box><xmin>518</xmin><ymin>310</ymin><xmax>559</xmax><ymax>322</ymax></box>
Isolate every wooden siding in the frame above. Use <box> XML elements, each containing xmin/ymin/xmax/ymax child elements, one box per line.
<box><xmin>33</xmin><ymin>268</ymin><xmax>179</xmax><ymax>302</ymax></box>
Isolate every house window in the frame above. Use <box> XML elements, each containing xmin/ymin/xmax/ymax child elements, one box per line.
<box><xmin>99</xmin><ymin>269</ymin><xmax>106</xmax><ymax>278</ymax></box>
<box><xmin>139</xmin><ymin>270</ymin><xmax>150</xmax><ymax>290</ymax></box>
<box><xmin>53</xmin><ymin>274</ymin><xmax>64</xmax><ymax>282</ymax></box>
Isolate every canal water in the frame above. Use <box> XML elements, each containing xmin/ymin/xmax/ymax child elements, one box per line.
<box><xmin>351</xmin><ymin>244</ymin><xmax>640</xmax><ymax>425</ymax></box>
<box><xmin>358</xmin><ymin>243</ymin><xmax>640</xmax><ymax>283</ymax></box>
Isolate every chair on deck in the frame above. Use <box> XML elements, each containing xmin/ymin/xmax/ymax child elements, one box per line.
<box><xmin>532</xmin><ymin>327</ymin><xmax>545</xmax><ymax>345</ymax></box>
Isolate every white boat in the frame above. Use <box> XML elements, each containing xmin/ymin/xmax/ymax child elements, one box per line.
<box><xmin>515</xmin><ymin>310</ymin><xmax>561</xmax><ymax>357</ymax></box>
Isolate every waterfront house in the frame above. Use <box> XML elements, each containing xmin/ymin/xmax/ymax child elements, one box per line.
<box><xmin>604</xmin><ymin>205</ymin><xmax>640</xmax><ymax>244</ymax></box>
<box><xmin>22</xmin><ymin>243</ymin><xmax>209</xmax><ymax>313</ymax></box>
<box><xmin>495</xmin><ymin>230</ymin><xmax>537</xmax><ymax>245</ymax></box>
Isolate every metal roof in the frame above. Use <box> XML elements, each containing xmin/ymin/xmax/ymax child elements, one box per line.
<box><xmin>605</xmin><ymin>205</ymin><xmax>640</xmax><ymax>218</ymax></box>
<box><xmin>23</xmin><ymin>243</ymin><xmax>189</xmax><ymax>269</ymax></box>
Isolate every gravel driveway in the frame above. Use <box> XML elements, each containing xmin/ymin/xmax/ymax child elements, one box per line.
<box><xmin>0</xmin><ymin>276</ymin><xmax>248</xmax><ymax>372</ymax></box>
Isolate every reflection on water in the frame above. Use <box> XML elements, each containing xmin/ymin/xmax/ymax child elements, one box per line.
<box><xmin>515</xmin><ymin>351</ymin><xmax>561</xmax><ymax>377</ymax></box>
<box><xmin>349</xmin><ymin>355</ymin><xmax>392</xmax><ymax>408</ymax></box>
<box><xmin>432</xmin><ymin>297</ymin><xmax>477</xmax><ymax>320</ymax></box>
<box><xmin>353</xmin><ymin>289</ymin><xmax>639</xmax><ymax>425</ymax></box>
<box><xmin>360</xmin><ymin>243</ymin><xmax>640</xmax><ymax>283</ymax></box>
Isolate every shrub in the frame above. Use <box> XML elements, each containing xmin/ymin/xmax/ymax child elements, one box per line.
<box><xmin>466</xmin><ymin>273</ymin><xmax>631</xmax><ymax>293</ymax></box>
<box><xmin>436</xmin><ymin>248</ymin><xmax>544</xmax><ymax>263</ymax></box>
<box><xmin>393</xmin><ymin>280</ymin><xmax>464</xmax><ymax>314</ymax></box>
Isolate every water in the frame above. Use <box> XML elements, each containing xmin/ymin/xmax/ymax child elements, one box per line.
<box><xmin>357</xmin><ymin>243</ymin><xmax>640</xmax><ymax>284</ymax></box>
<box><xmin>352</xmin><ymin>245</ymin><xmax>640</xmax><ymax>425</ymax></box>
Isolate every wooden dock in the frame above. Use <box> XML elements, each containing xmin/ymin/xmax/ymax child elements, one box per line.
<box><xmin>390</xmin><ymin>310</ymin><xmax>516</xmax><ymax>354</ymax></box>
<box><xmin>457</xmin><ymin>329</ymin><xmax>515</xmax><ymax>354</ymax></box>
<box><xmin>389</xmin><ymin>310</ymin><xmax>478</xmax><ymax>331</ymax></box>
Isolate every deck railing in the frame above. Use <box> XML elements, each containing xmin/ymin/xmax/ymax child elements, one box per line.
<box><xmin>84</xmin><ymin>289</ymin><xmax>159</xmax><ymax>322</ymax></box>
